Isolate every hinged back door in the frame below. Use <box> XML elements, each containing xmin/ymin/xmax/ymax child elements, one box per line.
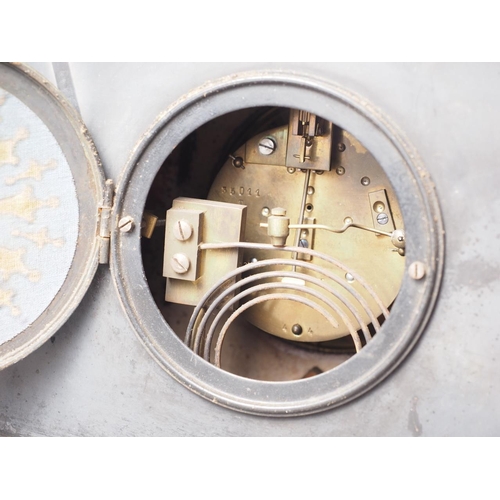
<box><xmin>0</xmin><ymin>63</ymin><xmax>106</xmax><ymax>369</ymax></box>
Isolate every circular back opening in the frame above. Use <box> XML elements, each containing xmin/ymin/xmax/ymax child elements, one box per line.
<box><xmin>111</xmin><ymin>72</ymin><xmax>443</xmax><ymax>416</ymax></box>
<box><xmin>142</xmin><ymin>105</ymin><xmax>405</xmax><ymax>381</ymax></box>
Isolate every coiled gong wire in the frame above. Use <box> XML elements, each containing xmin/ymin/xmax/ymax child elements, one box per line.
<box><xmin>185</xmin><ymin>242</ymin><xmax>389</xmax><ymax>368</ymax></box>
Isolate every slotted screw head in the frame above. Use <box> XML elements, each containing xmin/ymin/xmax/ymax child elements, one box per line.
<box><xmin>408</xmin><ymin>261</ymin><xmax>426</xmax><ymax>280</ymax></box>
<box><xmin>171</xmin><ymin>253</ymin><xmax>190</xmax><ymax>274</ymax></box>
<box><xmin>377</xmin><ymin>213</ymin><xmax>389</xmax><ymax>225</ymax></box>
<box><xmin>118</xmin><ymin>216</ymin><xmax>134</xmax><ymax>233</ymax></box>
<box><xmin>258</xmin><ymin>137</ymin><xmax>276</xmax><ymax>156</ymax></box>
<box><xmin>173</xmin><ymin>219</ymin><xmax>193</xmax><ymax>241</ymax></box>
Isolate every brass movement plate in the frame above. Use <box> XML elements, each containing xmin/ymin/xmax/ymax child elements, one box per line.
<box><xmin>207</xmin><ymin>126</ymin><xmax>405</xmax><ymax>342</ymax></box>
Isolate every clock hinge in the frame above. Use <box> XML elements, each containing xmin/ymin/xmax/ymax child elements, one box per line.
<box><xmin>98</xmin><ymin>179</ymin><xmax>114</xmax><ymax>265</ymax></box>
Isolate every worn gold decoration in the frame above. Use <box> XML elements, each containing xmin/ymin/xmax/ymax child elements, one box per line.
<box><xmin>0</xmin><ymin>82</ymin><xmax>79</xmax><ymax>349</ymax></box>
<box><xmin>0</xmin><ymin>128</ymin><xmax>28</xmax><ymax>166</ymax></box>
<box><xmin>11</xmin><ymin>227</ymin><xmax>65</xmax><ymax>248</ymax></box>
<box><xmin>0</xmin><ymin>287</ymin><xmax>20</xmax><ymax>316</ymax></box>
<box><xmin>0</xmin><ymin>185</ymin><xmax>59</xmax><ymax>222</ymax></box>
<box><xmin>0</xmin><ymin>246</ymin><xmax>41</xmax><ymax>282</ymax></box>
<box><xmin>5</xmin><ymin>159</ymin><xmax>57</xmax><ymax>185</ymax></box>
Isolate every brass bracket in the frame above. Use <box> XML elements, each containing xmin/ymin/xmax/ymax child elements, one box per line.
<box><xmin>164</xmin><ymin>198</ymin><xmax>246</xmax><ymax>306</ymax></box>
<box><xmin>163</xmin><ymin>207</ymin><xmax>203</xmax><ymax>282</ymax></box>
<box><xmin>285</xmin><ymin>109</ymin><xmax>333</xmax><ymax>171</ymax></box>
<box><xmin>368</xmin><ymin>189</ymin><xmax>395</xmax><ymax>233</ymax></box>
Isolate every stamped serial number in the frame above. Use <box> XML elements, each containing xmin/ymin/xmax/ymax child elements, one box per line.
<box><xmin>221</xmin><ymin>186</ymin><xmax>260</xmax><ymax>197</ymax></box>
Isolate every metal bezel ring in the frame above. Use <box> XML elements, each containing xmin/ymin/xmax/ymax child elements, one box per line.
<box><xmin>110</xmin><ymin>71</ymin><xmax>444</xmax><ymax>416</ymax></box>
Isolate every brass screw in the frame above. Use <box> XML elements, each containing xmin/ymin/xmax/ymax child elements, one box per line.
<box><xmin>171</xmin><ymin>253</ymin><xmax>191</xmax><ymax>274</ymax></box>
<box><xmin>408</xmin><ymin>261</ymin><xmax>426</xmax><ymax>280</ymax></box>
<box><xmin>258</xmin><ymin>137</ymin><xmax>276</xmax><ymax>156</ymax></box>
<box><xmin>118</xmin><ymin>216</ymin><xmax>134</xmax><ymax>233</ymax></box>
<box><xmin>377</xmin><ymin>213</ymin><xmax>389</xmax><ymax>225</ymax></box>
<box><xmin>173</xmin><ymin>219</ymin><xmax>193</xmax><ymax>241</ymax></box>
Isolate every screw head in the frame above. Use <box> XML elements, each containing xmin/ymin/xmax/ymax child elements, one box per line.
<box><xmin>336</xmin><ymin>166</ymin><xmax>345</xmax><ymax>175</ymax></box>
<box><xmin>118</xmin><ymin>216</ymin><xmax>134</xmax><ymax>233</ymax></box>
<box><xmin>408</xmin><ymin>261</ymin><xmax>426</xmax><ymax>280</ymax></box>
<box><xmin>261</xmin><ymin>207</ymin><xmax>270</xmax><ymax>217</ymax></box>
<box><xmin>307</xmin><ymin>186</ymin><xmax>315</xmax><ymax>195</ymax></box>
<box><xmin>292</xmin><ymin>324</ymin><xmax>303</xmax><ymax>336</ymax></box>
<box><xmin>361</xmin><ymin>176</ymin><xmax>371</xmax><ymax>186</ymax></box>
<box><xmin>258</xmin><ymin>137</ymin><xmax>276</xmax><ymax>156</ymax></box>
<box><xmin>173</xmin><ymin>219</ymin><xmax>193</xmax><ymax>241</ymax></box>
<box><xmin>337</xmin><ymin>143</ymin><xmax>346</xmax><ymax>152</ymax></box>
<box><xmin>299</xmin><ymin>239</ymin><xmax>309</xmax><ymax>248</ymax></box>
<box><xmin>287</xmin><ymin>167</ymin><xmax>296</xmax><ymax>174</ymax></box>
<box><xmin>171</xmin><ymin>253</ymin><xmax>191</xmax><ymax>274</ymax></box>
<box><xmin>377</xmin><ymin>213</ymin><xmax>389</xmax><ymax>225</ymax></box>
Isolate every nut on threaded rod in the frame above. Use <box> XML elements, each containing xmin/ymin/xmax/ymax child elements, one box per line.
<box><xmin>267</xmin><ymin>207</ymin><xmax>290</xmax><ymax>247</ymax></box>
